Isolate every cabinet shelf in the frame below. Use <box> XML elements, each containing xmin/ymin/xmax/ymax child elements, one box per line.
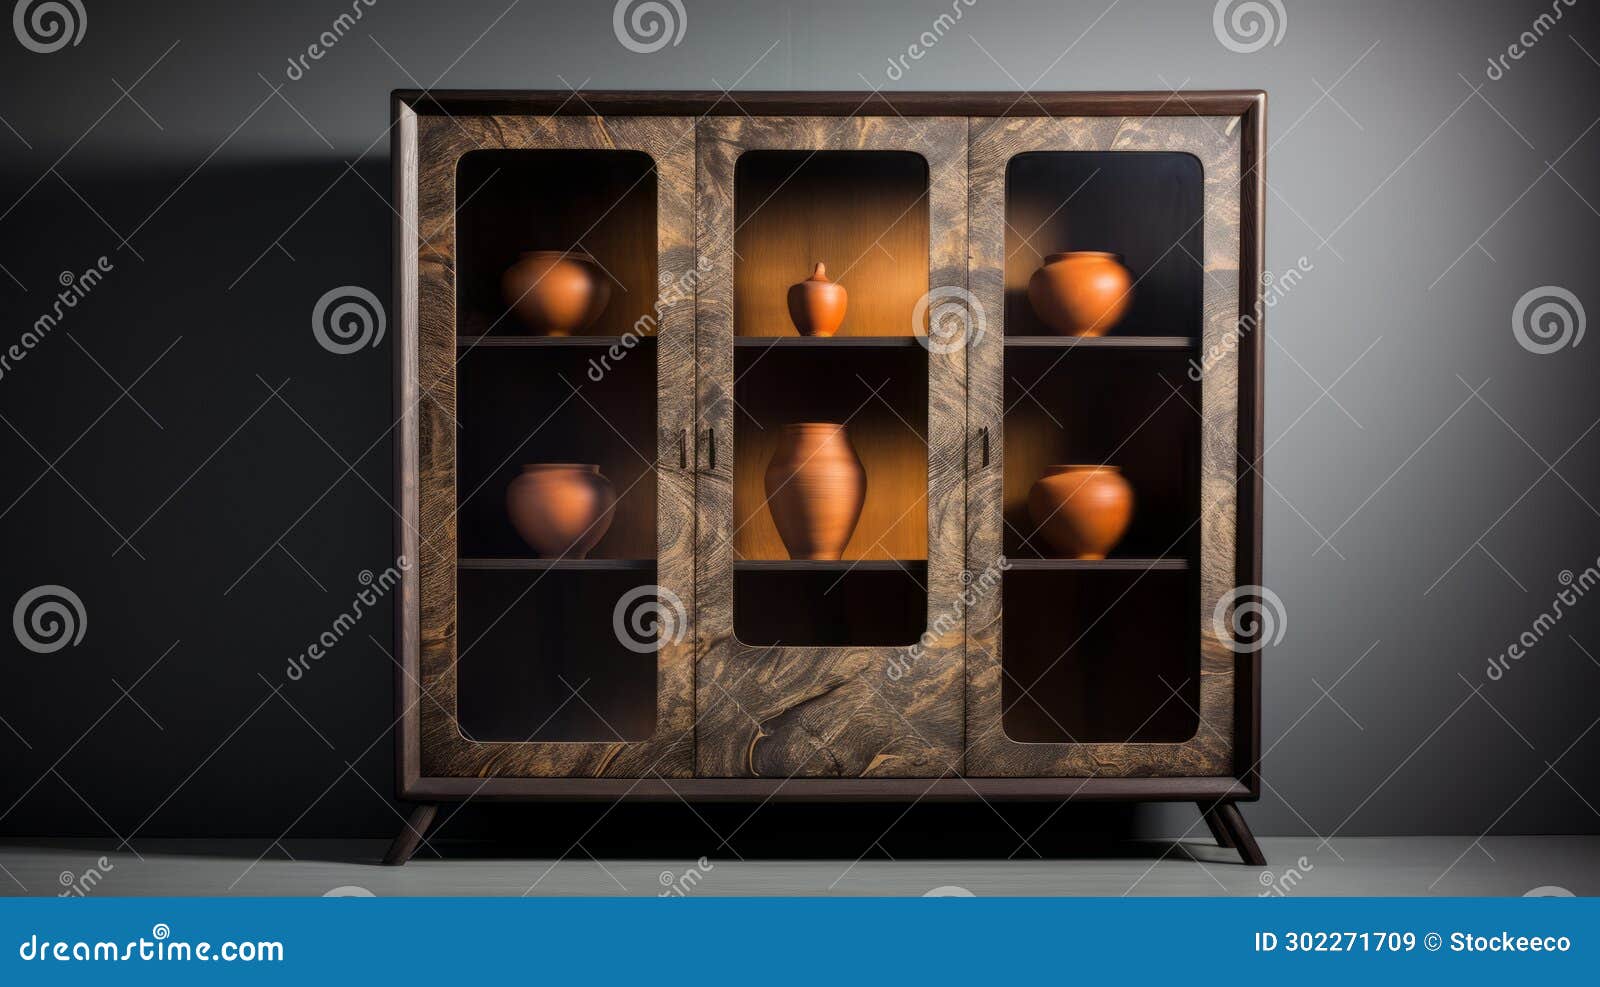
<box><xmin>457</xmin><ymin>335</ymin><xmax>656</xmax><ymax>348</ymax></box>
<box><xmin>458</xmin><ymin>558</ymin><xmax>654</xmax><ymax>572</ymax></box>
<box><xmin>735</xmin><ymin>559</ymin><xmax>927</xmax><ymax>573</ymax></box>
<box><xmin>734</xmin><ymin>336</ymin><xmax>926</xmax><ymax>349</ymax></box>
<box><xmin>1004</xmin><ymin>335</ymin><xmax>1194</xmax><ymax>351</ymax></box>
<box><xmin>1004</xmin><ymin>557</ymin><xmax>1189</xmax><ymax>572</ymax></box>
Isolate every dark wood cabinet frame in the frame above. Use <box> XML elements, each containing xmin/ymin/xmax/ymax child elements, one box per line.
<box><xmin>389</xmin><ymin>90</ymin><xmax>1267</xmax><ymax>866</ymax></box>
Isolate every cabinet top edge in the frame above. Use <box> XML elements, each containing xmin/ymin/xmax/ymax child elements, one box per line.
<box><xmin>392</xmin><ymin>90</ymin><xmax>1266</xmax><ymax>119</ymax></box>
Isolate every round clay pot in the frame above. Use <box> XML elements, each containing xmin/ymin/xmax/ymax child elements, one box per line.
<box><xmin>1025</xmin><ymin>251</ymin><xmax>1133</xmax><ymax>337</ymax></box>
<box><xmin>1026</xmin><ymin>465</ymin><xmax>1133</xmax><ymax>560</ymax></box>
<box><xmin>786</xmin><ymin>262</ymin><xmax>848</xmax><ymax>337</ymax></box>
<box><xmin>500</xmin><ymin>251</ymin><xmax>612</xmax><ymax>336</ymax></box>
<box><xmin>764</xmin><ymin>423</ymin><xmax>866</xmax><ymax>561</ymax></box>
<box><xmin>505</xmin><ymin>464</ymin><xmax>617</xmax><ymax>559</ymax></box>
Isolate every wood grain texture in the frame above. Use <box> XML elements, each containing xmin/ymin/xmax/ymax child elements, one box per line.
<box><xmin>409</xmin><ymin>114</ymin><xmax>697</xmax><ymax>778</ymax></box>
<box><xmin>695</xmin><ymin>116</ymin><xmax>968</xmax><ymax>777</ymax></box>
<box><xmin>966</xmin><ymin>115</ymin><xmax>1243</xmax><ymax>777</ymax></box>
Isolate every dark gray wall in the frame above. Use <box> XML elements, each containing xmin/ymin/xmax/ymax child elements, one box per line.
<box><xmin>1</xmin><ymin>0</ymin><xmax>1597</xmax><ymax>856</ymax></box>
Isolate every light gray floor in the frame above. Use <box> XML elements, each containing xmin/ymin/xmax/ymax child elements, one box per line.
<box><xmin>4</xmin><ymin>837</ymin><xmax>1595</xmax><ymax>897</ymax></box>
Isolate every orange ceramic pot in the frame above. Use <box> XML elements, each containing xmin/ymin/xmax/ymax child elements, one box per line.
<box><xmin>1026</xmin><ymin>465</ymin><xmax>1133</xmax><ymax>560</ymax></box>
<box><xmin>1026</xmin><ymin>251</ymin><xmax>1133</xmax><ymax>337</ymax></box>
<box><xmin>505</xmin><ymin>464</ymin><xmax>616</xmax><ymax>559</ymax></box>
<box><xmin>500</xmin><ymin>250</ymin><xmax>612</xmax><ymax>336</ymax></box>
<box><xmin>764</xmin><ymin>423</ymin><xmax>866</xmax><ymax>560</ymax></box>
<box><xmin>786</xmin><ymin>262</ymin><xmax>847</xmax><ymax>337</ymax></box>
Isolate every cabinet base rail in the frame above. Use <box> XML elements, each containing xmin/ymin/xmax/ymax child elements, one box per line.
<box><xmin>381</xmin><ymin>796</ymin><xmax>1264</xmax><ymax>867</ymax></box>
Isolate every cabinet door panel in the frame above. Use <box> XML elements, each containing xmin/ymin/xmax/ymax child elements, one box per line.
<box><xmin>965</xmin><ymin>115</ymin><xmax>1244</xmax><ymax>777</ymax></box>
<box><xmin>694</xmin><ymin>117</ymin><xmax>968</xmax><ymax>777</ymax></box>
<box><xmin>403</xmin><ymin>112</ymin><xmax>696</xmax><ymax>779</ymax></box>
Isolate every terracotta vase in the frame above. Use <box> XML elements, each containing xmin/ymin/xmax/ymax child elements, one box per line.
<box><xmin>500</xmin><ymin>250</ymin><xmax>612</xmax><ymax>336</ymax></box>
<box><xmin>786</xmin><ymin>262</ymin><xmax>848</xmax><ymax>337</ymax></box>
<box><xmin>764</xmin><ymin>423</ymin><xmax>866</xmax><ymax>561</ymax></box>
<box><xmin>1025</xmin><ymin>251</ymin><xmax>1133</xmax><ymax>337</ymax></box>
<box><xmin>1027</xmin><ymin>465</ymin><xmax>1133</xmax><ymax>560</ymax></box>
<box><xmin>505</xmin><ymin>464</ymin><xmax>616</xmax><ymax>559</ymax></box>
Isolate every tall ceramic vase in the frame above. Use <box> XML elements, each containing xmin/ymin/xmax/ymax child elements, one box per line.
<box><xmin>1026</xmin><ymin>465</ymin><xmax>1133</xmax><ymax>560</ymax></box>
<box><xmin>764</xmin><ymin>423</ymin><xmax>866</xmax><ymax>561</ymax></box>
<box><xmin>505</xmin><ymin>464</ymin><xmax>616</xmax><ymax>559</ymax></box>
<box><xmin>1025</xmin><ymin>251</ymin><xmax>1133</xmax><ymax>337</ymax></box>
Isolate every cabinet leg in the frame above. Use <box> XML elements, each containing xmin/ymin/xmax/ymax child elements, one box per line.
<box><xmin>1198</xmin><ymin>802</ymin><xmax>1235</xmax><ymax>849</ymax></box>
<box><xmin>1213</xmin><ymin>802</ymin><xmax>1265</xmax><ymax>866</ymax></box>
<box><xmin>382</xmin><ymin>804</ymin><xmax>438</xmax><ymax>866</ymax></box>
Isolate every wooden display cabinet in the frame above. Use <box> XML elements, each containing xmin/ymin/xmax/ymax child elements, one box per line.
<box><xmin>390</xmin><ymin>91</ymin><xmax>1266</xmax><ymax>867</ymax></box>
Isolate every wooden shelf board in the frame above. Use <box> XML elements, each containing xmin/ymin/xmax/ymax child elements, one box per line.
<box><xmin>1004</xmin><ymin>557</ymin><xmax>1189</xmax><ymax>572</ymax></box>
<box><xmin>735</xmin><ymin>336</ymin><xmax>925</xmax><ymax>348</ymax></box>
<box><xmin>734</xmin><ymin>559</ymin><xmax>928</xmax><ymax>573</ymax></box>
<box><xmin>458</xmin><ymin>558</ymin><xmax>654</xmax><ymax>572</ymax></box>
<box><xmin>1004</xmin><ymin>335</ymin><xmax>1195</xmax><ymax>350</ymax></box>
<box><xmin>457</xmin><ymin>335</ymin><xmax>657</xmax><ymax>348</ymax></box>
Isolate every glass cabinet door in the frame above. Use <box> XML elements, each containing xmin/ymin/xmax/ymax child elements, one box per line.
<box><xmin>964</xmin><ymin>115</ymin><xmax>1245</xmax><ymax>777</ymax></box>
<box><xmin>408</xmin><ymin>114</ymin><xmax>696</xmax><ymax>779</ymax></box>
<box><xmin>693</xmin><ymin>117</ymin><xmax>968</xmax><ymax>778</ymax></box>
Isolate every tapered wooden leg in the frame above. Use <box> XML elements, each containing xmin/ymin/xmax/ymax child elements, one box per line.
<box><xmin>383</xmin><ymin>804</ymin><xmax>438</xmax><ymax>866</ymax></box>
<box><xmin>1198</xmin><ymin>802</ymin><xmax>1235</xmax><ymax>848</ymax></box>
<box><xmin>1213</xmin><ymin>802</ymin><xmax>1265</xmax><ymax>866</ymax></box>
